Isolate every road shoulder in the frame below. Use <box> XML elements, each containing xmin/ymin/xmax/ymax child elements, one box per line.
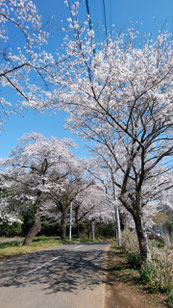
<box><xmin>104</xmin><ymin>248</ymin><xmax>167</xmax><ymax>308</ymax></box>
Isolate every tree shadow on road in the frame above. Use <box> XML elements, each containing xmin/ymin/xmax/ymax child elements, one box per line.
<box><xmin>0</xmin><ymin>247</ymin><xmax>108</xmax><ymax>295</ymax></box>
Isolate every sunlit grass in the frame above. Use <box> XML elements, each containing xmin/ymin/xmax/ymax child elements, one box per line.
<box><xmin>0</xmin><ymin>236</ymin><xmax>63</xmax><ymax>260</ymax></box>
<box><xmin>0</xmin><ymin>235</ymin><xmax>112</xmax><ymax>261</ymax></box>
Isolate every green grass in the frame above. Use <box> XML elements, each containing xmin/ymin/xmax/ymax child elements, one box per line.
<box><xmin>0</xmin><ymin>240</ymin><xmax>23</xmax><ymax>249</ymax></box>
<box><xmin>0</xmin><ymin>235</ymin><xmax>108</xmax><ymax>260</ymax></box>
<box><xmin>79</xmin><ymin>236</ymin><xmax>96</xmax><ymax>243</ymax></box>
<box><xmin>0</xmin><ymin>236</ymin><xmax>64</xmax><ymax>260</ymax></box>
<box><xmin>109</xmin><ymin>254</ymin><xmax>140</xmax><ymax>284</ymax></box>
<box><xmin>168</xmin><ymin>291</ymin><xmax>173</xmax><ymax>308</ymax></box>
<box><xmin>0</xmin><ymin>235</ymin><xmax>112</xmax><ymax>261</ymax></box>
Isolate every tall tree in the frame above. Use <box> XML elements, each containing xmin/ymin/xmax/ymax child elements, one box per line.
<box><xmin>46</xmin><ymin>164</ymin><xmax>90</xmax><ymax>241</ymax></box>
<box><xmin>72</xmin><ymin>184</ymin><xmax>113</xmax><ymax>238</ymax></box>
<box><xmin>0</xmin><ymin>132</ymin><xmax>79</xmax><ymax>244</ymax></box>
<box><xmin>87</xmin><ymin>152</ymin><xmax>122</xmax><ymax>245</ymax></box>
<box><xmin>52</xmin><ymin>2</ymin><xmax>173</xmax><ymax>261</ymax></box>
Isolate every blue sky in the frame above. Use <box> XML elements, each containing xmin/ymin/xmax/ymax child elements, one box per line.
<box><xmin>1</xmin><ymin>0</ymin><xmax>173</xmax><ymax>158</ymax></box>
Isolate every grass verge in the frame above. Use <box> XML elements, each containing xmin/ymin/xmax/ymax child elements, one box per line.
<box><xmin>0</xmin><ymin>236</ymin><xmax>66</xmax><ymax>261</ymax></box>
<box><xmin>108</xmin><ymin>241</ymin><xmax>168</xmax><ymax>308</ymax></box>
<box><xmin>0</xmin><ymin>235</ymin><xmax>108</xmax><ymax>261</ymax></box>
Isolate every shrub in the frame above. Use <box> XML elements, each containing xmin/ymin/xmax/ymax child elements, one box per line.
<box><xmin>121</xmin><ymin>230</ymin><xmax>139</xmax><ymax>253</ymax></box>
<box><xmin>140</xmin><ymin>264</ymin><xmax>159</xmax><ymax>291</ymax></box>
<box><xmin>9</xmin><ymin>222</ymin><xmax>22</xmax><ymax>236</ymax></box>
<box><xmin>139</xmin><ymin>247</ymin><xmax>173</xmax><ymax>294</ymax></box>
<box><xmin>22</xmin><ymin>207</ymin><xmax>34</xmax><ymax>236</ymax></box>
<box><xmin>0</xmin><ymin>221</ymin><xmax>22</xmax><ymax>237</ymax></box>
<box><xmin>0</xmin><ymin>221</ymin><xmax>10</xmax><ymax>236</ymax></box>
<box><xmin>126</xmin><ymin>252</ymin><xmax>142</xmax><ymax>269</ymax></box>
<box><xmin>121</xmin><ymin>230</ymin><xmax>173</xmax><ymax>297</ymax></box>
<box><xmin>151</xmin><ymin>247</ymin><xmax>173</xmax><ymax>293</ymax></box>
<box><xmin>95</xmin><ymin>221</ymin><xmax>115</xmax><ymax>238</ymax></box>
<box><xmin>152</xmin><ymin>240</ymin><xmax>165</xmax><ymax>248</ymax></box>
<box><xmin>168</xmin><ymin>291</ymin><xmax>173</xmax><ymax>307</ymax></box>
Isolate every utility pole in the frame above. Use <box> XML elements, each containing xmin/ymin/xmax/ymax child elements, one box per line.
<box><xmin>69</xmin><ymin>202</ymin><xmax>72</xmax><ymax>241</ymax></box>
<box><xmin>115</xmin><ymin>201</ymin><xmax>121</xmax><ymax>246</ymax></box>
<box><xmin>112</xmin><ymin>172</ymin><xmax>121</xmax><ymax>246</ymax></box>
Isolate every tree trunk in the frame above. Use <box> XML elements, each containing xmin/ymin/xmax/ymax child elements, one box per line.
<box><xmin>69</xmin><ymin>202</ymin><xmax>72</xmax><ymax>241</ymax></box>
<box><xmin>133</xmin><ymin>212</ymin><xmax>151</xmax><ymax>262</ymax></box>
<box><xmin>75</xmin><ymin>208</ymin><xmax>80</xmax><ymax>238</ymax></box>
<box><xmin>91</xmin><ymin>220</ymin><xmax>95</xmax><ymax>240</ymax></box>
<box><xmin>75</xmin><ymin>220</ymin><xmax>80</xmax><ymax>239</ymax></box>
<box><xmin>61</xmin><ymin>210</ymin><xmax>67</xmax><ymax>241</ymax></box>
<box><xmin>24</xmin><ymin>214</ymin><xmax>41</xmax><ymax>246</ymax></box>
<box><xmin>23</xmin><ymin>159</ymin><xmax>48</xmax><ymax>246</ymax></box>
<box><xmin>87</xmin><ymin>223</ymin><xmax>92</xmax><ymax>239</ymax></box>
<box><xmin>76</xmin><ymin>223</ymin><xmax>80</xmax><ymax>238</ymax></box>
<box><xmin>119</xmin><ymin>192</ymin><xmax>151</xmax><ymax>262</ymax></box>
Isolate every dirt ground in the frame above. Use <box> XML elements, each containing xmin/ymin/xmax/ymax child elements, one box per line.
<box><xmin>105</xmin><ymin>279</ymin><xmax>153</xmax><ymax>308</ymax></box>
<box><xmin>104</xmin><ymin>250</ymin><xmax>168</xmax><ymax>308</ymax></box>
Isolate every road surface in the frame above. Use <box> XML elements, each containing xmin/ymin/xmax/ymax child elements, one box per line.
<box><xmin>0</xmin><ymin>242</ymin><xmax>109</xmax><ymax>308</ymax></box>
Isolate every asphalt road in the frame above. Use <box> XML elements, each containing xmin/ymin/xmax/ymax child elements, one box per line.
<box><xmin>0</xmin><ymin>242</ymin><xmax>109</xmax><ymax>308</ymax></box>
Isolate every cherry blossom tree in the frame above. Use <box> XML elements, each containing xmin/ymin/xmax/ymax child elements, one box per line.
<box><xmin>0</xmin><ymin>0</ymin><xmax>55</xmax><ymax>129</ymax></box>
<box><xmin>0</xmin><ymin>133</ymin><xmax>114</xmax><ymax>241</ymax></box>
<box><xmin>45</xmin><ymin>162</ymin><xmax>92</xmax><ymax>241</ymax></box>
<box><xmin>87</xmin><ymin>152</ymin><xmax>122</xmax><ymax>245</ymax></box>
<box><xmin>52</xmin><ymin>2</ymin><xmax>173</xmax><ymax>261</ymax></box>
<box><xmin>0</xmin><ymin>132</ymin><xmax>79</xmax><ymax>244</ymax></box>
<box><xmin>72</xmin><ymin>183</ymin><xmax>114</xmax><ymax>239</ymax></box>
<box><xmin>0</xmin><ymin>186</ymin><xmax>22</xmax><ymax>226</ymax></box>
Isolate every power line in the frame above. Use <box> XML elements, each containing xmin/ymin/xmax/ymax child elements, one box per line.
<box><xmin>110</xmin><ymin>0</ymin><xmax>112</xmax><ymax>38</ymax></box>
<box><xmin>85</xmin><ymin>0</ymin><xmax>92</xmax><ymax>32</ymax></box>
<box><xmin>102</xmin><ymin>0</ymin><xmax>108</xmax><ymax>44</ymax></box>
<box><xmin>85</xmin><ymin>0</ymin><xmax>95</xmax><ymax>56</ymax></box>
<box><xmin>93</xmin><ymin>0</ymin><xmax>101</xmax><ymax>42</ymax></box>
